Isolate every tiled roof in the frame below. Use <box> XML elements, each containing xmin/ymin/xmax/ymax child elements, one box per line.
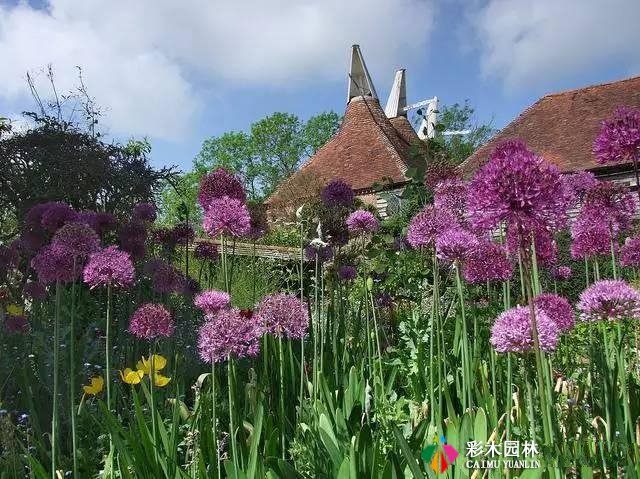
<box><xmin>267</xmin><ymin>96</ymin><xmax>426</xmax><ymax>205</ymax></box>
<box><xmin>460</xmin><ymin>76</ymin><xmax>640</xmax><ymax>177</ymax></box>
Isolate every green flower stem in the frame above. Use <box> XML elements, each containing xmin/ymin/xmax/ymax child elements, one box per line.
<box><xmin>211</xmin><ymin>361</ymin><xmax>220</xmax><ymax>479</ymax></box>
<box><xmin>506</xmin><ymin>353</ymin><xmax>512</xmax><ymax>441</ymax></box>
<box><xmin>105</xmin><ymin>283</ymin><xmax>114</xmax><ymax>477</ymax></box>
<box><xmin>150</xmin><ymin>343</ymin><xmax>158</xmax><ymax>468</ymax></box>
<box><xmin>69</xmin><ymin>263</ymin><xmax>79</xmax><ymax>479</ymax></box>
<box><xmin>228</xmin><ymin>358</ymin><xmax>238</xmax><ymax>471</ymax></box>
<box><xmin>279</xmin><ymin>335</ymin><xmax>286</xmax><ymax>459</ymax></box>
<box><xmin>428</xmin><ymin>249</ymin><xmax>436</xmax><ymax>426</ymax></box>
<box><xmin>454</xmin><ymin>262</ymin><xmax>472</xmax><ymax>410</ymax></box>
<box><xmin>298</xmin><ymin>221</ymin><xmax>305</xmax><ymax>410</ymax></box>
<box><xmin>51</xmin><ymin>281</ymin><xmax>61</xmax><ymax>478</ymax></box>
<box><xmin>610</xmin><ymin>234</ymin><xmax>618</xmax><ymax>279</ymax></box>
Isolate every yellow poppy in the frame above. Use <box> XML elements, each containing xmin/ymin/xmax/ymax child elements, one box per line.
<box><xmin>152</xmin><ymin>373</ymin><xmax>171</xmax><ymax>388</ymax></box>
<box><xmin>82</xmin><ymin>376</ymin><xmax>104</xmax><ymax>396</ymax></box>
<box><xmin>136</xmin><ymin>354</ymin><xmax>167</xmax><ymax>375</ymax></box>
<box><xmin>6</xmin><ymin>304</ymin><xmax>24</xmax><ymax>316</ymax></box>
<box><xmin>119</xmin><ymin>368</ymin><xmax>144</xmax><ymax>385</ymax></box>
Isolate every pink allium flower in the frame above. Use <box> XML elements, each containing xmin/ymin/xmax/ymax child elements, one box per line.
<box><xmin>582</xmin><ymin>181</ymin><xmax>636</xmax><ymax>233</ymax></box>
<box><xmin>577</xmin><ymin>280</ymin><xmax>640</xmax><ymax>322</ymax></box>
<box><xmin>194</xmin><ymin>290</ymin><xmax>230</xmax><ymax>315</ymax></box>
<box><xmin>25</xmin><ymin>203</ymin><xmax>51</xmax><ymax>228</ymax></box>
<box><xmin>132</xmin><ymin>203</ymin><xmax>157</xmax><ymax>223</ymax></box>
<box><xmin>23</xmin><ymin>281</ymin><xmax>47</xmax><ymax>300</ymax></box>
<box><xmin>321</xmin><ymin>180</ymin><xmax>355</xmax><ymax>208</ymax></box>
<box><xmin>507</xmin><ymin>225</ymin><xmax>558</xmax><ymax>267</ymax></box>
<box><xmin>246</xmin><ymin>202</ymin><xmax>268</xmax><ymax>240</ymax></box>
<box><xmin>197</xmin><ymin>308</ymin><xmax>263</xmax><ymax>363</ymax></box>
<box><xmin>467</xmin><ymin>139</ymin><xmax>569</xmax><ymax>235</ymax></box>
<box><xmin>203</xmin><ymin>196</ymin><xmax>251</xmax><ymax>238</ymax></box>
<box><xmin>407</xmin><ymin>205</ymin><xmax>456</xmax><ymax>249</ymax></box>
<box><xmin>5</xmin><ymin>314</ymin><xmax>29</xmax><ymax>334</ymax></box>
<box><xmin>566</xmin><ymin>172</ymin><xmax>598</xmax><ymax>200</ymax></box>
<box><xmin>490</xmin><ymin>305</ymin><xmax>559</xmax><ymax>353</ymax></box>
<box><xmin>83</xmin><ymin>246</ymin><xmax>135</xmax><ymax>289</ymax></box>
<box><xmin>255</xmin><ymin>292</ymin><xmax>309</xmax><ymax>339</ymax></box>
<box><xmin>194</xmin><ymin>242</ymin><xmax>219</xmax><ymax>261</ymax></box>
<box><xmin>534</xmin><ymin>293</ymin><xmax>575</xmax><ymax>332</ymax></box>
<box><xmin>198</xmin><ymin>168</ymin><xmax>246</xmax><ymax>211</ymax></box>
<box><xmin>76</xmin><ymin>211</ymin><xmax>118</xmax><ymax>236</ymax></box>
<box><xmin>118</xmin><ymin>221</ymin><xmax>148</xmax><ymax>259</ymax></box>
<box><xmin>128</xmin><ymin>303</ymin><xmax>175</xmax><ymax>340</ymax></box>
<box><xmin>570</xmin><ymin>210</ymin><xmax>613</xmax><ymax>259</ymax></box>
<box><xmin>304</xmin><ymin>244</ymin><xmax>333</xmax><ymax>263</ymax></box>
<box><xmin>434</xmin><ymin>178</ymin><xmax>467</xmax><ymax>222</ymax></box>
<box><xmin>182</xmin><ymin>278</ymin><xmax>201</xmax><ymax>297</ymax></box>
<box><xmin>171</xmin><ymin>222</ymin><xmax>195</xmax><ymax>245</ymax></box>
<box><xmin>435</xmin><ymin>227</ymin><xmax>477</xmax><ymax>263</ymax></box>
<box><xmin>51</xmin><ymin>222</ymin><xmax>100</xmax><ymax>259</ymax></box>
<box><xmin>346</xmin><ymin>210</ymin><xmax>379</xmax><ymax>235</ymax></box>
<box><xmin>463</xmin><ymin>240</ymin><xmax>513</xmax><ymax>284</ymax></box>
<box><xmin>552</xmin><ymin>266</ymin><xmax>573</xmax><ymax>280</ymax></box>
<box><xmin>593</xmin><ymin>107</ymin><xmax>640</xmax><ymax>164</ymax></box>
<box><xmin>17</xmin><ymin>227</ymin><xmax>45</xmax><ymax>254</ymax></box>
<box><xmin>40</xmin><ymin>202</ymin><xmax>78</xmax><ymax>232</ymax></box>
<box><xmin>31</xmin><ymin>244</ymin><xmax>80</xmax><ymax>284</ymax></box>
<box><xmin>144</xmin><ymin>259</ymin><xmax>185</xmax><ymax>294</ymax></box>
<box><xmin>620</xmin><ymin>235</ymin><xmax>640</xmax><ymax>268</ymax></box>
<box><xmin>337</xmin><ymin>265</ymin><xmax>357</xmax><ymax>282</ymax></box>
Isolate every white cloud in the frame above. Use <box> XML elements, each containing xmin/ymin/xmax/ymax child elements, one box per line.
<box><xmin>0</xmin><ymin>0</ymin><xmax>435</xmax><ymax>141</ymax></box>
<box><xmin>468</xmin><ymin>0</ymin><xmax>640</xmax><ymax>90</ymax></box>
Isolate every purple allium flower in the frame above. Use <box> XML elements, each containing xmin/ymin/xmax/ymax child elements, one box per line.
<box><xmin>463</xmin><ymin>240</ymin><xmax>513</xmax><ymax>284</ymax></box>
<box><xmin>197</xmin><ymin>308</ymin><xmax>263</xmax><ymax>363</ymax></box>
<box><xmin>552</xmin><ymin>266</ymin><xmax>573</xmax><ymax>280</ymax></box>
<box><xmin>17</xmin><ymin>227</ymin><xmax>45</xmax><ymax>254</ymax></box>
<box><xmin>31</xmin><ymin>244</ymin><xmax>80</xmax><ymax>284</ymax></box>
<box><xmin>255</xmin><ymin>292</ymin><xmax>309</xmax><ymax>339</ymax></box>
<box><xmin>194</xmin><ymin>242</ymin><xmax>219</xmax><ymax>261</ymax></box>
<box><xmin>490</xmin><ymin>305</ymin><xmax>559</xmax><ymax>353</ymax></box>
<box><xmin>577</xmin><ymin>280</ymin><xmax>640</xmax><ymax>322</ymax></box>
<box><xmin>132</xmin><ymin>203</ymin><xmax>157</xmax><ymax>223</ymax></box>
<box><xmin>40</xmin><ymin>202</ymin><xmax>77</xmax><ymax>232</ymax></box>
<box><xmin>152</xmin><ymin>227</ymin><xmax>177</xmax><ymax>248</ymax></box>
<box><xmin>182</xmin><ymin>278</ymin><xmax>201</xmax><ymax>297</ymax></box>
<box><xmin>76</xmin><ymin>211</ymin><xmax>118</xmax><ymax>236</ymax></box>
<box><xmin>25</xmin><ymin>203</ymin><xmax>51</xmax><ymax>228</ymax></box>
<box><xmin>198</xmin><ymin>168</ymin><xmax>246</xmax><ymax>211</ymax></box>
<box><xmin>5</xmin><ymin>314</ymin><xmax>29</xmax><ymax>334</ymax></box>
<box><xmin>620</xmin><ymin>235</ymin><xmax>640</xmax><ymax>268</ymax></box>
<box><xmin>51</xmin><ymin>222</ymin><xmax>100</xmax><ymax>259</ymax></box>
<box><xmin>434</xmin><ymin>178</ymin><xmax>467</xmax><ymax>222</ymax></box>
<box><xmin>194</xmin><ymin>290</ymin><xmax>231</xmax><ymax>315</ymax></box>
<box><xmin>83</xmin><ymin>246</ymin><xmax>135</xmax><ymax>289</ymax></box>
<box><xmin>570</xmin><ymin>210</ymin><xmax>614</xmax><ymax>259</ymax></box>
<box><xmin>534</xmin><ymin>293</ymin><xmax>575</xmax><ymax>332</ymax></box>
<box><xmin>23</xmin><ymin>281</ymin><xmax>47</xmax><ymax>301</ymax></box>
<box><xmin>374</xmin><ymin>292</ymin><xmax>394</xmax><ymax>309</ymax></box>
<box><xmin>203</xmin><ymin>196</ymin><xmax>251</xmax><ymax>238</ymax></box>
<box><xmin>337</xmin><ymin>265</ymin><xmax>357</xmax><ymax>282</ymax></box>
<box><xmin>321</xmin><ymin>180</ymin><xmax>355</xmax><ymax>208</ymax></box>
<box><xmin>346</xmin><ymin>210</ymin><xmax>379</xmax><ymax>235</ymax></box>
<box><xmin>435</xmin><ymin>227</ymin><xmax>478</xmax><ymax>263</ymax></box>
<box><xmin>144</xmin><ymin>259</ymin><xmax>185</xmax><ymax>294</ymax></box>
<box><xmin>593</xmin><ymin>107</ymin><xmax>640</xmax><ymax>164</ymax></box>
<box><xmin>467</xmin><ymin>139</ymin><xmax>569</xmax><ymax>234</ymax></box>
<box><xmin>128</xmin><ymin>303</ymin><xmax>175</xmax><ymax>340</ymax></box>
<box><xmin>507</xmin><ymin>225</ymin><xmax>558</xmax><ymax>267</ymax></box>
<box><xmin>304</xmin><ymin>244</ymin><xmax>333</xmax><ymax>263</ymax></box>
<box><xmin>566</xmin><ymin>172</ymin><xmax>598</xmax><ymax>200</ymax></box>
<box><xmin>172</xmin><ymin>222</ymin><xmax>195</xmax><ymax>245</ymax></box>
<box><xmin>118</xmin><ymin>221</ymin><xmax>148</xmax><ymax>259</ymax></box>
<box><xmin>407</xmin><ymin>205</ymin><xmax>457</xmax><ymax>249</ymax></box>
<box><xmin>583</xmin><ymin>181</ymin><xmax>636</xmax><ymax>233</ymax></box>
<box><xmin>246</xmin><ymin>202</ymin><xmax>268</xmax><ymax>240</ymax></box>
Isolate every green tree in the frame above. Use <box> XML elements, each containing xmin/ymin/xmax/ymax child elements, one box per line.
<box><xmin>302</xmin><ymin>111</ymin><xmax>340</xmax><ymax>156</ymax></box>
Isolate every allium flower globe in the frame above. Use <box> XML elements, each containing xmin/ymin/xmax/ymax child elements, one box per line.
<box><xmin>620</xmin><ymin>235</ymin><xmax>640</xmax><ymax>268</ymax></box>
<box><xmin>507</xmin><ymin>225</ymin><xmax>558</xmax><ymax>267</ymax></box>
<box><xmin>255</xmin><ymin>292</ymin><xmax>309</xmax><ymax>339</ymax></box>
<box><xmin>197</xmin><ymin>308</ymin><xmax>263</xmax><ymax>363</ymax></box>
<box><xmin>304</xmin><ymin>244</ymin><xmax>333</xmax><ymax>263</ymax></box>
<box><xmin>434</xmin><ymin>178</ymin><xmax>468</xmax><ymax>222</ymax></box>
<box><xmin>40</xmin><ymin>202</ymin><xmax>78</xmax><ymax>232</ymax></box>
<box><xmin>435</xmin><ymin>227</ymin><xmax>477</xmax><ymax>263</ymax></box>
<box><xmin>51</xmin><ymin>222</ymin><xmax>100</xmax><ymax>259</ymax></box>
<box><xmin>534</xmin><ymin>293</ymin><xmax>575</xmax><ymax>332</ymax></box>
<box><xmin>577</xmin><ymin>280</ymin><xmax>640</xmax><ymax>322</ymax></box>
<box><xmin>321</xmin><ymin>180</ymin><xmax>355</xmax><ymax>208</ymax></box>
<box><xmin>247</xmin><ymin>202</ymin><xmax>269</xmax><ymax>240</ymax></box>
<box><xmin>203</xmin><ymin>197</ymin><xmax>251</xmax><ymax>238</ymax></box>
<box><xmin>582</xmin><ymin>181</ymin><xmax>636</xmax><ymax>233</ymax></box>
<box><xmin>132</xmin><ymin>203</ymin><xmax>157</xmax><ymax>223</ymax></box>
<box><xmin>407</xmin><ymin>206</ymin><xmax>456</xmax><ymax>248</ymax></box>
<box><xmin>5</xmin><ymin>314</ymin><xmax>29</xmax><ymax>334</ymax></box>
<box><xmin>144</xmin><ymin>259</ymin><xmax>185</xmax><ymax>294</ymax></box>
<box><xmin>490</xmin><ymin>306</ymin><xmax>559</xmax><ymax>353</ymax></box>
<box><xmin>552</xmin><ymin>266</ymin><xmax>573</xmax><ymax>280</ymax></box>
<box><xmin>467</xmin><ymin>139</ymin><xmax>569</xmax><ymax>235</ymax></box>
<box><xmin>194</xmin><ymin>242</ymin><xmax>219</xmax><ymax>261</ymax></box>
<box><xmin>198</xmin><ymin>168</ymin><xmax>246</xmax><ymax>210</ymax></box>
<box><xmin>118</xmin><ymin>221</ymin><xmax>148</xmax><ymax>259</ymax></box>
<box><xmin>593</xmin><ymin>107</ymin><xmax>640</xmax><ymax>164</ymax></box>
<box><xmin>194</xmin><ymin>290</ymin><xmax>231</xmax><ymax>315</ymax></box>
<box><xmin>463</xmin><ymin>240</ymin><xmax>513</xmax><ymax>284</ymax></box>
<box><xmin>83</xmin><ymin>246</ymin><xmax>135</xmax><ymax>289</ymax></box>
<box><xmin>346</xmin><ymin>210</ymin><xmax>379</xmax><ymax>235</ymax></box>
<box><xmin>23</xmin><ymin>281</ymin><xmax>47</xmax><ymax>300</ymax></box>
<box><xmin>128</xmin><ymin>303</ymin><xmax>175</xmax><ymax>340</ymax></box>
<box><xmin>31</xmin><ymin>244</ymin><xmax>80</xmax><ymax>284</ymax></box>
<box><xmin>171</xmin><ymin>222</ymin><xmax>195</xmax><ymax>245</ymax></box>
<box><xmin>570</xmin><ymin>211</ymin><xmax>613</xmax><ymax>259</ymax></box>
<box><xmin>566</xmin><ymin>171</ymin><xmax>598</xmax><ymax>199</ymax></box>
<box><xmin>337</xmin><ymin>265</ymin><xmax>357</xmax><ymax>282</ymax></box>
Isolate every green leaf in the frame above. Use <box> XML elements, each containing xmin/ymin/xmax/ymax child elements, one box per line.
<box><xmin>392</xmin><ymin>426</ymin><xmax>425</xmax><ymax>479</ymax></box>
<box><xmin>319</xmin><ymin>413</ymin><xmax>343</xmax><ymax>470</ymax></box>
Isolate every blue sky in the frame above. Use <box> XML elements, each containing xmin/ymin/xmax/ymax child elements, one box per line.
<box><xmin>1</xmin><ymin>0</ymin><xmax>639</xmax><ymax>172</ymax></box>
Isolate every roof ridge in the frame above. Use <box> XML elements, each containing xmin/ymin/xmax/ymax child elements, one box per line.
<box><xmin>541</xmin><ymin>75</ymin><xmax>640</xmax><ymax>99</ymax></box>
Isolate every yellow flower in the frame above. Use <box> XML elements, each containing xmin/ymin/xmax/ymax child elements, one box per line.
<box><xmin>6</xmin><ymin>304</ymin><xmax>23</xmax><ymax>316</ymax></box>
<box><xmin>152</xmin><ymin>373</ymin><xmax>171</xmax><ymax>388</ymax></box>
<box><xmin>119</xmin><ymin>368</ymin><xmax>144</xmax><ymax>385</ymax></box>
<box><xmin>82</xmin><ymin>376</ymin><xmax>104</xmax><ymax>396</ymax></box>
<box><xmin>136</xmin><ymin>354</ymin><xmax>167</xmax><ymax>375</ymax></box>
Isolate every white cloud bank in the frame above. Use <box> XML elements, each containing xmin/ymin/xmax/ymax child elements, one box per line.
<box><xmin>0</xmin><ymin>0</ymin><xmax>435</xmax><ymax>140</ymax></box>
<box><xmin>469</xmin><ymin>0</ymin><xmax>640</xmax><ymax>90</ymax></box>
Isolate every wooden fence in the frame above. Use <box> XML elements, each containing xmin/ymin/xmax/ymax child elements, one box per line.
<box><xmin>190</xmin><ymin>238</ymin><xmax>299</xmax><ymax>261</ymax></box>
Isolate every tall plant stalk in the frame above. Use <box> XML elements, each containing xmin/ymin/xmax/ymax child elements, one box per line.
<box><xmin>51</xmin><ymin>281</ymin><xmax>61</xmax><ymax>478</ymax></box>
<box><xmin>69</xmin><ymin>262</ymin><xmax>79</xmax><ymax>479</ymax></box>
<box><xmin>211</xmin><ymin>361</ymin><xmax>220</xmax><ymax>479</ymax></box>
